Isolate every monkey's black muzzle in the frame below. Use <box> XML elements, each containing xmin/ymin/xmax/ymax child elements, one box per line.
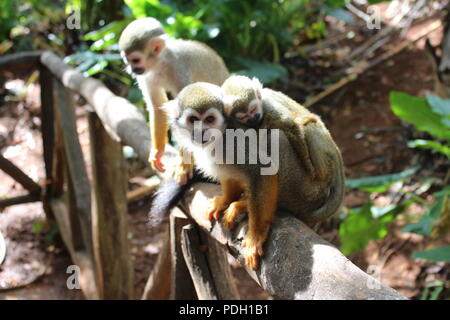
<box><xmin>245</xmin><ymin>113</ymin><xmax>263</xmax><ymax>127</ymax></box>
<box><xmin>132</xmin><ymin>67</ymin><xmax>145</xmax><ymax>75</ymax></box>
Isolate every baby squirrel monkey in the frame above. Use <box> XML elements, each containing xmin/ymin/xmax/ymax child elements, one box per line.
<box><xmin>222</xmin><ymin>75</ymin><xmax>327</xmax><ymax>180</ymax></box>
<box><xmin>166</xmin><ymin>81</ymin><xmax>345</xmax><ymax>270</ymax></box>
<box><xmin>119</xmin><ymin>17</ymin><xmax>229</xmax><ymax>183</ymax></box>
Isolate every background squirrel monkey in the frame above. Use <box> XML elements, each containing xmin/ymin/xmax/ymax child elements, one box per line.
<box><xmin>166</xmin><ymin>82</ymin><xmax>345</xmax><ymax>270</ymax></box>
<box><xmin>119</xmin><ymin>17</ymin><xmax>229</xmax><ymax>182</ymax></box>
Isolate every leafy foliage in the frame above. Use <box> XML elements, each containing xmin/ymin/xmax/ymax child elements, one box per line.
<box><xmin>339</xmin><ymin>201</ymin><xmax>406</xmax><ymax>255</ymax></box>
<box><xmin>62</xmin><ymin>0</ymin><xmax>355</xmax><ymax>85</ymax></box>
<box><xmin>339</xmin><ymin>167</ymin><xmax>419</xmax><ymax>255</ymax></box>
<box><xmin>345</xmin><ymin>167</ymin><xmax>418</xmax><ymax>193</ymax></box>
<box><xmin>420</xmin><ymin>281</ymin><xmax>445</xmax><ymax>300</ymax></box>
<box><xmin>390</xmin><ymin>92</ymin><xmax>450</xmax><ymax>158</ymax></box>
<box><xmin>413</xmin><ymin>246</ymin><xmax>450</xmax><ymax>263</ymax></box>
<box><xmin>389</xmin><ymin>91</ymin><xmax>450</xmax><ymax>264</ymax></box>
<box><xmin>402</xmin><ymin>187</ymin><xmax>449</xmax><ymax>236</ymax></box>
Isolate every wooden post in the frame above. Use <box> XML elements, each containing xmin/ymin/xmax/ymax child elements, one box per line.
<box><xmin>181</xmin><ymin>224</ymin><xmax>218</xmax><ymax>300</ymax></box>
<box><xmin>88</xmin><ymin>111</ymin><xmax>133</xmax><ymax>300</ymax></box>
<box><xmin>169</xmin><ymin>209</ymin><xmax>197</xmax><ymax>299</ymax></box>
<box><xmin>38</xmin><ymin>64</ymin><xmax>55</xmax><ymax>202</ymax></box>
<box><xmin>141</xmin><ymin>227</ymin><xmax>171</xmax><ymax>300</ymax></box>
<box><xmin>49</xmin><ymin>199</ymin><xmax>98</xmax><ymax>299</ymax></box>
<box><xmin>53</xmin><ymin>79</ymin><xmax>93</xmax><ymax>256</ymax></box>
<box><xmin>200</xmin><ymin>232</ymin><xmax>240</xmax><ymax>299</ymax></box>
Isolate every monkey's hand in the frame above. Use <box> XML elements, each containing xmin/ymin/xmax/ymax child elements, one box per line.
<box><xmin>170</xmin><ymin>161</ymin><xmax>194</xmax><ymax>185</ymax></box>
<box><xmin>149</xmin><ymin>148</ymin><xmax>165</xmax><ymax>172</ymax></box>
<box><xmin>167</xmin><ymin>150</ymin><xmax>194</xmax><ymax>185</ymax></box>
<box><xmin>222</xmin><ymin>200</ymin><xmax>247</xmax><ymax>230</ymax></box>
<box><xmin>242</xmin><ymin>237</ymin><xmax>264</xmax><ymax>270</ymax></box>
<box><xmin>206</xmin><ymin>196</ymin><xmax>229</xmax><ymax>221</ymax></box>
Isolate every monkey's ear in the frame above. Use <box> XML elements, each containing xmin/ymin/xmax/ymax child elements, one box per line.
<box><xmin>149</xmin><ymin>38</ymin><xmax>165</xmax><ymax>55</ymax></box>
<box><xmin>251</xmin><ymin>77</ymin><xmax>263</xmax><ymax>99</ymax></box>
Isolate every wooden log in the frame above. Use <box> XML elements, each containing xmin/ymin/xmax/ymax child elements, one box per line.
<box><xmin>200</xmin><ymin>232</ymin><xmax>240</xmax><ymax>300</ymax></box>
<box><xmin>40</xmin><ymin>51</ymin><xmax>152</xmax><ymax>164</ymax></box>
<box><xmin>64</xmin><ymin>159</ymin><xmax>85</xmax><ymax>251</ymax></box>
<box><xmin>0</xmin><ymin>51</ymin><xmax>43</xmax><ymax>73</ymax></box>
<box><xmin>89</xmin><ymin>111</ymin><xmax>134</xmax><ymax>300</ymax></box>
<box><xmin>0</xmin><ymin>154</ymin><xmax>42</xmax><ymax>195</ymax></box>
<box><xmin>179</xmin><ymin>183</ymin><xmax>406</xmax><ymax>300</ymax></box>
<box><xmin>169</xmin><ymin>209</ymin><xmax>197</xmax><ymax>300</ymax></box>
<box><xmin>0</xmin><ymin>193</ymin><xmax>40</xmax><ymax>208</ymax></box>
<box><xmin>141</xmin><ymin>227</ymin><xmax>172</xmax><ymax>300</ymax></box>
<box><xmin>38</xmin><ymin>64</ymin><xmax>55</xmax><ymax>202</ymax></box>
<box><xmin>53</xmin><ymin>79</ymin><xmax>93</xmax><ymax>255</ymax></box>
<box><xmin>49</xmin><ymin>198</ymin><xmax>98</xmax><ymax>299</ymax></box>
<box><xmin>181</xmin><ymin>224</ymin><xmax>219</xmax><ymax>300</ymax></box>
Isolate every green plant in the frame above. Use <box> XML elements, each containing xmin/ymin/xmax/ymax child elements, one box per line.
<box><xmin>390</xmin><ymin>92</ymin><xmax>450</xmax><ymax>159</ymax></box>
<box><xmin>389</xmin><ymin>91</ymin><xmax>450</xmax><ymax>264</ymax></box>
<box><xmin>339</xmin><ymin>167</ymin><xmax>418</xmax><ymax>255</ymax></box>
<box><xmin>420</xmin><ymin>280</ymin><xmax>445</xmax><ymax>300</ymax></box>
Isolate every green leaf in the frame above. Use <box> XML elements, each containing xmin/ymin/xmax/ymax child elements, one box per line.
<box><xmin>345</xmin><ymin>167</ymin><xmax>418</xmax><ymax>192</ymax></box>
<box><xmin>233</xmin><ymin>58</ymin><xmax>287</xmax><ymax>84</ymax></box>
<box><xmin>425</xmin><ymin>93</ymin><xmax>450</xmax><ymax>117</ymax></box>
<box><xmin>390</xmin><ymin>92</ymin><xmax>450</xmax><ymax>140</ymax></box>
<box><xmin>367</xmin><ymin>0</ymin><xmax>393</xmax><ymax>4</ymax></box>
<box><xmin>324</xmin><ymin>7</ymin><xmax>354</xmax><ymax>23</ymax></box>
<box><xmin>339</xmin><ymin>202</ymin><xmax>397</xmax><ymax>255</ymax></box>
<box><xmin>402</xmin><ymin>188</ymin><xmax>449</xmax><ymax>235</ymax></box>
<box><xmin>84</xmin><ymin>60</ymin><xmax>108</xmax><ymax>76</ymax></box>
<box><xmin>84</xmin><ymin>20</ymin><xmax>129</xmax><ymax>42</ymax></box>
<box><xmin>412</xmin><ymin>246</ymin><xmax>450</xmax><ymax>262</ymax></box>
<box><xmin>32</xmin><ymin>221</ymin><xmax>45</xmax><ymax>233</ymax></box>
<box><xmin>408</xmin><ymin>139</ymin><xmax>450</xmax><ymax>158</ymax></box>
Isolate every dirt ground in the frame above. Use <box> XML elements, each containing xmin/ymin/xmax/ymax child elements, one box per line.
<box><xmin>1</xmin><ymin>15</ymin><xmax>449</xmax><ymax>299</ymax></box>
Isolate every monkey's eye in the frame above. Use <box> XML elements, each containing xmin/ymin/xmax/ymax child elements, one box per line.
<box><xmin>205</xmin><ymin>116</ymin><xmax>215</xmax><ymax>124</ymax></box>
<box><xmin>130</xmin><ymin>58</ymin><xmax>141</xmax><ymax>64</ymax></box>
<box><xmin>188</xmin><ymin>116</ymin><xmax>199</xmax><ymax>124</ymax></box>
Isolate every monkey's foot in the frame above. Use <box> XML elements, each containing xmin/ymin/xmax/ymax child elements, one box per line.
<box><xmin>222</xmin><ymin>200</ymin><xmax>247</xmax><ymax>230</ymax></box>
<box><xmin>242</xmin><ymin>237</ymin><xmax>264</xmax><ymax>270</ymax></box>
<box><xmin>170</xmin><ymin>161</ymin><xmax>194</xmax><ymax>185</ymax></box>
<box><xmin>206</xmin><ymin>196</ymin><xmax>228</xmax><ymax>221</ymax></box>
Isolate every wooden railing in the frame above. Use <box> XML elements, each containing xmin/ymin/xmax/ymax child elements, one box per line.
<box><xmin>0</xmin><ymin>51</ymin><xmax>406</xmax><ymax>300</ymax></box>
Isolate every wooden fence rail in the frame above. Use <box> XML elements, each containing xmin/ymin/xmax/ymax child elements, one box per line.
<box><xmin>0</xmin><ymin>51</ymin><xmax>406</xmax><ymax>300</ymax></box>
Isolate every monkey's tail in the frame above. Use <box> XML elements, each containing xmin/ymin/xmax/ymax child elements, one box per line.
<box><xmin>148</xmin><ymin>170</ymin><xmax>212</xmax><ymax>226</ymax></box>
<box><xmin>301</xmin><ymin>154</ymin><xmax>346</xmax><ymax>225</ymax></box>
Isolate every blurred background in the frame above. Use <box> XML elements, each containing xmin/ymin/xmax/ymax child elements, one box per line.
<box><xmin>0</xmin><ymin>0</ymin><xmax>449</xmax><ymax>300</ymax></box>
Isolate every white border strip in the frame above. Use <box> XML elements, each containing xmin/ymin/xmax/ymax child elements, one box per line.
<box><xmin>0</xmin><ymin>230</ymin><xmax>6</xmax><ymax>265</ymax></box>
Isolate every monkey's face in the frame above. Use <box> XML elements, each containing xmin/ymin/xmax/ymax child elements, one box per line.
<box><xmin>222</xmin><ymin>76</ymin><xmax>264</xmax><ymax>128</ymax></box>
<box><xmin>122</xmin><ymin>38</ymin><xmax>165</xmax><ymax>76</ymax></box>
<box><xmin>233</xmin><ymin>98</ymin><xmax>264</xmax><ymax>127</ymax></box>
<box><xmin>175</xmin><ymin>108</ymin><xmax>225</xmax><ymax>147</ymax></box>
<box><xmin>123</xmin><ymin>51</ymin><xmax>148</xmax><ymax>75</ymax></box>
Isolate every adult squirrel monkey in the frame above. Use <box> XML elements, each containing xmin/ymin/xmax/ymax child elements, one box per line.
<box><xmin>119</xmin><ymin>17</ymin><xmax>229</xmax><ymax>182</ymax></box>
<box><xmin>165</xmin><ymin>82</ymin><xmax>345</xmax><ymax>270</ymax></box>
